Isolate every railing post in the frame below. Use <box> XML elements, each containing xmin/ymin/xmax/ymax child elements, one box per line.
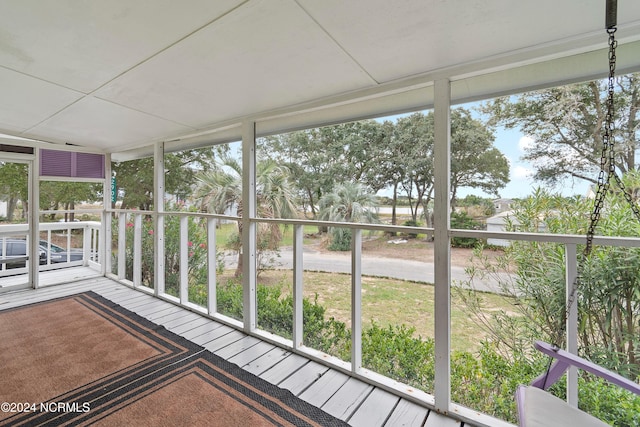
<box><xmin>207</xmin><ymin>217</ymin><xmax>217</xmax><ymax>315</ymax></box>
<box><xmin>104</xmin><ymin>211</ymin><xmax>111</xmax><ymax>273</ymax></box>
<box><xmin>566</xmin><ymin>243</ymin><xmax>579</xmax><ymax>407</ymax></box>
<box><xmin>351</xmin><ymin>228</ymin><xmax>362</xmax><ymax>373</ymax></box>
<box><xmin>154</xmin><ymin>142</ymin><xmax>165</xmax><ymax>296</ymax></box>
<box><xmin>180</xmin><ymin>215</ymin><xmax>189</xmax><ymax>305</ymax></box>
<box><xmin>118</xmin><ymin>213</ymin><xmax>126</xmax><ymax>280</ymax></box>
<box><xmin>103</xmin><ymin>153</ymin><xmax>112</xmax><ymax>276</ymax></box>
<box><xmin>292</xmin><ymin>224</ymin><xmax>304</xmax><ymax>349</ymax></box>
<box><xmin>82</xmin><ymin>224</ymin><xmax>91</xmax><ymax>266</ymax></box>
<box><xmin>133</xmin><ymin>214</ymin><xmax>142</xmax><ymax>287</ymax></box>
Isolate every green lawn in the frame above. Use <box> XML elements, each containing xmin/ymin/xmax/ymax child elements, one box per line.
<box><xmin>214</xmin><ymin>222</ymin><xmax>318</xmax><ymax>248</ymax></box>
<box><xmin>256</xmin><ymin>270</ymin><xmax>514</xmax><ymax>353</ymax></box>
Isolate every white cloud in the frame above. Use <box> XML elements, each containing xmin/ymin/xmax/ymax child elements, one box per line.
<box><xmin>518</xmin><ymin>136</ymin><xmax>534</xmax><ymax>152</ymax></box>
<box><xmin>512</xmin><ymin>165</ymin><xmax>533</xmax><ymax>179</ymax></box>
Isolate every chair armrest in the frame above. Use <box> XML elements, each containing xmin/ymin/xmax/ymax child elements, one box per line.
<box><xmin>532</xmin><ymin>341</ymin><xmax>640</xmax><ymax>395</ymax></box>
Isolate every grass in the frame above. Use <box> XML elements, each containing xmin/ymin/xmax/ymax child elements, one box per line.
<box><xmin>256</xmin><ymin>269</ymin><xmax>514</xmax><ymax>353</ymax></box>
<box><xmin>215</xmin><ymin>222</ymin><xmax>318</xmax><ymax>248</ymax></box>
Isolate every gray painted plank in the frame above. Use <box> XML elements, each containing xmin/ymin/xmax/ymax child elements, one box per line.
<box><xmin>348</xmin><ymin>387</ymin><xmax>400</xmax><ymax>427</ymax></box>
<box><xmin>228</xmin><ymin>341</ymin><xmax>275</xmax><ymax>367</ymax></box>
<box><xmin>424</xmin><ymin>411</ymin><xmax>461</xmax><ymax>427</ymax></box>
<box><xmin>179</xmin><ymin>321</ymin><xmax>226</xmax><ymax>340</ymax></box>
<box><xmin>279</xmin><ymin>360</ymin><xmax>330</xmax><ymax>395</ymax></box>
<box><xmin>202</xmin><ymin>330</ymin><xmax>245</xmax><ymax>352</ymax></box>
<box><xmin>133</xmin><ymin>303</ymin><xmax>176</xmax><ymax>317</ymax></box>
<box><xmin>298</xmin><ymin>369</ymin><xmax>350</xmax><ymax>408</ymax></box>
<box><xmin>188</xmin><ymin>325</ymin><xmax>236</xmax><ymax>345</ymax></box>
<box><xmin>215</xmin><ymin>335</ymin><xmax>261</xmax><ymax>360</ymax></box>
<box><xmin>168</xmin><ymin>316</ymin><xmax>212</xmax><ymax>335</ymax></box>
<box><xmin>260</xmin><ymin>353</ymin><xmax>309</xmax><ymax>384</ymax></box>
<box><xmin>0</xmin><ymin>283</ymin><xmax>101</xmax><ymax>309</ymax></box>
<box><xmin>321</xmin><ymin>377</ymin><xmax>374</xmax><ymax>420</ymax></box>
<box><xmin>244</xmin><ymin>347</ymin><xmax>292</xmax><ymax>376</ymax></box>
<box><xmin>161</xmin><ymin>312</ymin><xmax>206</xmax><ymax>329</ymax></box>
<box><xmin>145</xmin><ymin>306</ymin><xmax>187</xmax><ymax>322</ymax></box>
<box><xmin>108</xmin><ymin>290</ymin><xmax>153</xmax><ymax>302</ymax></box>
<box><xmin>384</xmin><ymin>399</ymin><xmax>429</xmax><ymax>427</ymax></box>
<box><xmin>116</xmin><ymin>295</ymin><xmax>161</xmax><ymax>308</ymax></box>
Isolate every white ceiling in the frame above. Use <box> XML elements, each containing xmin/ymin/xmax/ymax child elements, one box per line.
<box><xmin>1</xmin><ymin>0</ymin><xmax>640</xmax><ymax>156</ymax></box>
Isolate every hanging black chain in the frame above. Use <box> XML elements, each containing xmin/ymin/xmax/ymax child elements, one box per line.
<box><xmin>554</xmin><ymin>26</ymin><xmax>640</xmax><ymax>347</ymax></box>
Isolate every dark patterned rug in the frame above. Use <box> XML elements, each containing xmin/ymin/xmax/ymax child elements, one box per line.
<box><xmin>0</xmin><ymin>292</ymin><xmax>348</xmax><ymax>426</ymax></box>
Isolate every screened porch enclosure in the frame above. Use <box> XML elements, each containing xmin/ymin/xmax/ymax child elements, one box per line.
<box><xmin>2</xmin><ymin>1</ymin><xmax>640</xmax><ymax>426</ymax></box>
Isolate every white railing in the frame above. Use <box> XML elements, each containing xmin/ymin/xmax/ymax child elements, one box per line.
<box><xmin>104</xmin><ymin>209</ymin><xmax>640</xmax><ymax>427</ymax></box>
<box><xmin>0</xmin><ymin>221</ymin><xmax>101</xmax><ymax>277</ymax></box>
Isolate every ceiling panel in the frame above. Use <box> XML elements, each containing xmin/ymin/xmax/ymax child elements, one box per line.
<box><xmin>0</xmin><ymin>0</ymin><xmax>245</xmax><ymax>93</ymax></box>
<box><xmin>24</xmin><ymin>97</ymin><xmax>193</xmax><ymax>150</ymax></box>
<box><xmin>299</xmin><ymin>0</ymin><xmax>640</xmax><ymax>83</ymax></box>
<box><xmin>0</xmin><ymin>67</ymin><xmax>82</xmax><ymax>133</ymax></box>
<box><xmin>0</xmin><ymin>0</ymin><xmax>639</xmax><ymax>153</ymax></box>
<box><xmin>94</xmin><ymin>0</ymin><xmax>375</xmax><ymax>128</ymax></box>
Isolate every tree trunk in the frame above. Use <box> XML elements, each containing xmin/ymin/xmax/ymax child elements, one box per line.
<box><xmin>391</xmin><ymin>182</ymin><xmax>398</xmax><ymax>226</ymax></box>
<box><xmin>6</xmin><ymin>197</ymin><xmax>16</xmax><ymax>221</ymax></box>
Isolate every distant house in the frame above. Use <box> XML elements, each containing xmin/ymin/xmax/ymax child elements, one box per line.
<box><xmin>487</xmin><ymin>209</ymin><xmax>548</xmax><ymax>247</ymax></box>
<box><xmin>486</xmin><ymin>211</ymin><xmax>517</xmax><ymax>247</ymax></box>
<box><xmin>0</xmin><ymin>200</ymin><xmax>7</xmax><ymax>218</ymax></box>
<box><xmin>492</xmin><ymin>198</ymin><xmax>514</xmax><ymax>214</ymax></box>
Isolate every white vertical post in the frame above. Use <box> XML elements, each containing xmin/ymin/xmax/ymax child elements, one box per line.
<box><xmin>566</xmin><ymin>243</ymin><xmax>579</xmax><ymax>407</ymax></box>
<box><xmin>292</xmin><ymin>224</ymin><xmax>304</xmax><ymax>348</ymax></box>
<box><xmin>154</xmin><ymin>142</ymin><xmax>165</xmax><ymax>296</ymax></box>
<box><xmin>103</xmin><ymin>153</ymin><xmax>112</xmax><ymax>275</ymax></box>
<box><xmin>82</xmin><ymin>225</ymin><xmax>91</xmax><ymax>266</ymax></box>
<box><xmin>242</xmin><ymin>121</ymin><xmax>257</xmax><ymax>333</ymax></box>
<box><xmin>207</xmin><ymin>217</ymin><xmax>217</xmax><ymax>314</ymax></box>
<box><xmin>30</xmin><ymin>152</ymin><xmax>39</xmax><ymax>289</ymax></box>
<box><xmin>133</xmin><ymin>214</ymin><xmax>142</xmax><ymax>287</ymax></box>
<box><xmin>351</xmin><ymin>228</ymin><xmax>363</xmax><ymax>373</ymax></box>
<box><xmin>118</xmin><ymin>213</ymin><xmax>126</xmax><ymax>280</ymax></box>
<box><xmin>433</xmin><ymin>78</ymin><xmax>452</xmax><ymax>411</ymax></box>
<box><xmin>180</xmin><ymin>215</ymin><xmax>188</xmax><ymax>305</ymax></box>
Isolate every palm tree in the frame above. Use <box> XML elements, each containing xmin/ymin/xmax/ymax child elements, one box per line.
<box><xmin>318</xmin><ymin>182</ymin><xmax>379</xmax><ymax>250</ymax></box>
<box><xmin>195</xmin><ymin>154</ymin><xmax>298</xmax><ymax>276</ymax></box>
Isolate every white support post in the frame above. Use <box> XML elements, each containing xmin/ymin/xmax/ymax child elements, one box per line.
<box><xmin>118</xmin><ymin>213</ymin><xmax>126</xmax><ymax>280</ymax></box>
<box><xmin>292</xmin><ymin>224</ymin><xmax>304</xmax><ymax>349</ymax></box>
<box><xmin>242</xmin><ymin>121</ymin><xmax>257</xmax><ymax>333</ymax></box>
<box><xmin>133</xmin><ymin>214</ymin><xmax>142</xmax><ymax>287</ymax></box>
<box><xmin>433</xmin><ymin>78</ymin><xmax>452</xmax><ymax>411</ymax></box>
<box><xmin>30</xmin><ymin>151</ymin><xmax>39</xmax><ymax>289</ymax></box>
<box><xmin>351</xmin><ymin>228</ymin><xmax>363</xmax><ymax>373</ymax></box>
<box><xmin>154</xmin><ymin>142</ymin><xmax>165</xmax><ymax>296</ymax></box>
<box><xmin>180</xmin><ymin>215</ymin><xmax>188</xmax><ymax>305</ymax></box>
<box><xmin>565</xmin><ymin>243</ymin><xmax>579</xmax><ymax>407</ymax></box>
<box><xmin>207</xmin><ymin>217</ymin><xmax>217</xmax><ymax>315</ymax></box>
<box><xmin>103</xmin><ymin>153</ymin><xmax>112</xmax><ymax>275</ymax></box>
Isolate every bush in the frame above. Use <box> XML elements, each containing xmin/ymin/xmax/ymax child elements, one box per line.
<box><xmin>402</xmin><ymin>219</ymin><xmax>421</xmax><ymax>238</ymax></box>
<box><xmin>450</xmin><ymin>211</ymin><xmax>482</xmax><ymax>248</ymax></box>
<box><xmin>328</xmin><ymin>227</ymin><xmax>351</xmax><ymax>251</ymax></box>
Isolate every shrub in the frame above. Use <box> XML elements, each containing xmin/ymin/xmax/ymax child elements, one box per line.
<box><xmin>402</xmin><ymin>219</ymin><xmax>421</xmax><ymax>238</ymax></box>
<box><xmin>328</xmin><ymin>227</ymin><xmax>351</xmax><ymax>251</ymax></box>
<box><xmin>450</xmin><ymin>211</ymin><xmax>482</xmax><ymax>248</ymax></box>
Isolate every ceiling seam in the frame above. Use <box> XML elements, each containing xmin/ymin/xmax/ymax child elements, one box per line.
<box><xmin>83</xmin><ymin>0</ymin><xmax>252</xmax><ymax>97</ymax></box>
<box><xmin>5</xmin><ymin>1</ymin><xmax>252</xmax><ymax>143</ymax></box>
<box><xmin>293</xmin><ymin>0</ymin><xmax>381</xmax><ymax>86</ymax></box>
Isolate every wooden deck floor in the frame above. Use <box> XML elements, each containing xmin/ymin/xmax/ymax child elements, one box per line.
<box><xmin>0</xmin><ymin>274</ymin><xmax>467</xmax><ymax>427</ymax></box>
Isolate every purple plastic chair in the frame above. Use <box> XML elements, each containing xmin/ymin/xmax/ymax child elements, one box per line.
<box><xmin>516</xmin><ymin>341</ymin><xmax>640</xmax><ymax>427</ymax></box>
